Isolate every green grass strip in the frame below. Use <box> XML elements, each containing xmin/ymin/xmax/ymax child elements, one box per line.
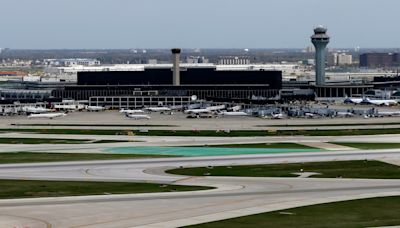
<box><xmin>167</xmin><ymin>160</ymin><xmax>400</xmax><ymax>179</ymax></box>
<box><xmin>0</xmin><ymin>179</ymin><xmax>211</xmax><ymax>199</ymax></box>
<box><xmin>0</xmin><ymin>152</ymin><xmax>176</xmax><ymax>164</ymax></box>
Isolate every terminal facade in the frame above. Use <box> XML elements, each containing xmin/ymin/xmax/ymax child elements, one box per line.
<box><xmin>52</xmin><ymin>64</ymin><xmax>283</xmax><ymax>102</ymax></box>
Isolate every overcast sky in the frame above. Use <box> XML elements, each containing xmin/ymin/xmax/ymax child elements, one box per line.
<box><xmin>1</xmin><ymin>0</ymin><xmax>398</xmax><ymax>49</ymax></box>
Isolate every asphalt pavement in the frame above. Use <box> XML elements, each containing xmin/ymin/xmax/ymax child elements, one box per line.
<box><xmin>1</xmin><ymin>150</ymin><xmax>400</xmax><ymax>227</ymax></box>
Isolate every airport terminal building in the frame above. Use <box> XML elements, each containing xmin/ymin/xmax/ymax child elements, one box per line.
<box><xmin>52</xmin><ymin>64</ymin><xmax>283</xmax><ymax>105</ymax></box>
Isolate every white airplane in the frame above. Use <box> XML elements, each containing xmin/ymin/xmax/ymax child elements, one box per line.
<box><xmin>344</xmin><ymin>97</ymin><xmax>363</xmax><ymax>104</ymax></box>
<box><xmin>221</xmin><ymin>111</ymin><xmax>249</xmax><ymax>116</ymax></box>
<box><xmin>376</xmin><ymin>111</ymin><xmax>400</xmax><ymax>117</ymax></box>
<box><xmin>336</xmin><ymin>111</ymin><xmax>355</xmax><ymax>117</ymax></box>
<box><xmin>229</xmin><ymin>105</ymin><xmax>242</xmax><ymax>112</ymax></box>
<box><xmin>184</xmin><ymin>109</ymin><xmax>212</xmax><ymax>114</ymax></box>
<box><xmin>28</xmin><ymin>113</ymin><xmax>67</xmax><ymax>119</ymax></box>
<box><xmin>125</xmin><ymin>114</ymin><xmax>151</xmax><ymax>120</ymax></box>
<box><xmin>119</xmin><ymin>109</ymin><xmax>145</xmax><ymax>114</ymax></box>
<box><xmin>304</xmin><ymin>113</ymin><xmax>316</xmax><ymax>118</ymax></box>
<box><xmin>362</xmin><ymin>98</ymin><xmax>398</xmax><ymax>106</ymax></box>
<box><xmin>86</xmin><ymin>106</ymin><xmax>106</xmax><ymax>112</ymax></box>
<box><xmin>53</xmin><ymin>104</ymin><xmax>85</xmax><ymax>111</ymax></box>
<box><xmin>170</xmin><ymin>105</ymin><xmax>184</xmax><ymax>110</ymax></box>
<box><xmin>206</xmin><ymin>105</ymin><xmax>226</xmax><ymax>111</ymax></box>
<box><xmin>271</xmin><ymin>113</ymin><xmax>285</xmax><ymax>119</ymax></box>
<box><xmin>23</xmin><ymin>106</ymin><xmax>53</xmax><ymax>114</ymax></box>
<box><xmin>144</xmin><ymin>107</ymin><xmax>171</xmax><ymax>112</ymax></box>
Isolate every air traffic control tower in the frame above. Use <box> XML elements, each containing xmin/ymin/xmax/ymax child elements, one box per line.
<box><xmin>171</xmin><ymin>48</ymin><xmax>181</xmax><ymax>86</ymax></box>
<box><xmin>311</xmin><ymin>26</ymin><xmax>330</xmax><ymax>86</ymax></box>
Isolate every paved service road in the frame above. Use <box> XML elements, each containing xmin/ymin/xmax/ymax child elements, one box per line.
<box><xmin>3</xmin><ymin>110</ymin><xmax>400</xmax><ymax>131</ymax></box>
<box><xmin>1</xmin><ymin>150</ymin><xmax>400</xmax><ymax>227</ymax></box>
<box><xmin>1</xmin><ymin>133</ymin><xmax>400</xmax><ymax>153</ymax></box>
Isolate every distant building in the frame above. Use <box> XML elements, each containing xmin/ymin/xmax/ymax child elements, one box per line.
<box><xmin>148</xmin><ymin>59</ymin><xmax>158</xmax><ymax>64</ymax></box>
<box><xmin>328</xmin><ymin>53</ymin><xmax>353</xmax><ymax>66</ymax></box>
<box><xmin>305</xmin><ymin>46</ymin><xmax>316</xmax><ymax>53</ymax></box>
<box><xmin>218</xmin><ymin>56</ymin><xmax>250</xmax><ymax>65</ymax></box>
<box><xmin>0</xmin><ymin>48</ymin><xmax>9</xmax><ymax>54</ymax></box>
<box><xmin>186</xmin><ymin>56</ymin><xmax>209</xmax><ymax>64</ymax></box>
<box><xmin>328</xmin><ymin>53</ymin><xmax>338</xmax><ymax>66</ymax></box>
<box><xmin>360</xmin><ymin>53</ymin><xmax>399</xmax><ymax>68</ymax></box>
<box><xmin>337</xmin><ymin>53</ymin><xmax>353</xmax><ymax>66</ymax></box>
<box><xmin>304</xmin><ymin>59</ymin><xmax>315</xmax><ymax>65</ymax></box>
<box><xmin>44</xmin><ymin>58</ymin><xmax>101</xmax><ymax>67</ymax></box>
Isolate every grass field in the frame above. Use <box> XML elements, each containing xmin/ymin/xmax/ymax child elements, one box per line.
<box><xmin>187</xmin><ymin>196</ymin><xmax>400</xmax><ymax>228</ymax></box>
<box><xmin>0</xmin><ymin>138</ymin><xmax>129</xmax><ymax>144</ymax></box>
<box><xmin>0</xmin><ymin>179</ymin><xmax>211</xmax><ymax>199</ymax></box>
<box><xmin>4</xmin><ymin>128</ymin><xmax>400</xmax><ymax>137</ymax></box>
<box><xmin>331</xmin><ymin>142</ymin><xmax>400</xmax><ymax>150</ymax></box>
<box><xmin>257</xmin><ymin>122</ymin><xmax>400</xmax><ymax>127</ymax></box>
<box><xmin>12</xmin><ymin>123</ymin><xmax>177</xmax><ymax>127</ymax></box>
<box><xmin>203</xmin><ymin>143</ymin><xmax>315</xmax><ymax>149</ymax></box>
<box><xmin>0</xmin><ymin>138</ymin><xmax>91</xmax><ymax>144</ymax></box>
<box><xmin>92</xmin><ymin>140</ymin><xmax>134</xmax><ymax>143</ymax></box>
<box><xmin>167</xmin><ymin>160</ymin><xmax>400</xmax><ymax>179</ymax></box>
<box><xmin>0</xmin><ymin>152</ymin><xmax>175</xmax><ymax>164</ymax></box>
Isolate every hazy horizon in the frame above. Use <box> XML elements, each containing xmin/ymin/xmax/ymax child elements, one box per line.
<box><xmin>3</xmin><ymin>48</ymin><xmax>400</xmax><ymax>51</ymax></box>
<box><xmin>1</xmin><ymin>0</ymin><xmax>399</xmax><ymax>49</ymax></box>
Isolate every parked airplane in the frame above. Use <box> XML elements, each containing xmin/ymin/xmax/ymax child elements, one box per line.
<box><xmin>53</xmin><ymin>104</ymin><xmax>85</xmax><ymax>111</ymax></box>
<box><xmin>344</xmin><ymin>97</ymin><xmax>363</xmax><ymax>104</ymax></box>
<box><xmin>376</xmin><ymin>110</ymin><xmax>400</xmax><ymax>117</ymax></box>
<box><xmin>119</xmin><ymin>109</ymin><xmax>145</xmax><ymax>114</ymax></box>
<box><xmin>170</xmin><ymin>105</ymin><xmax>184</xmax><ymax>110</ymax></box>
<box><xmin>229</xmin><ymin>105</ymin><xmax>242</xmax><ymax>112</ymax></box>
<box><xmin>22</xmin><ymin>106</ymin><xmax>53</xmax><ymax>114</ymax></box>
<box><xmin>221</xmin><ymin>111</ymin><xmax>249</xmax><ymax>116</ymax></box>
<box><xmin>144</xmin><ymin>107</ymin><xmax>171</xmax><ymax>112</ymax></box>
<box><xmin>86</xmin><ymin>106</ymin><xmax>106</xmax><ymax>112</ymax></box>
<box><xmin>336</xmin><ymin>111</ymin><xmax>355</xmax><ymax>117</ymax></box>
<box><xmin>187</xmin><ymin>103</ymin><xmax>202</xmax><ymax>110</ymax></box>
<box><xmin>184</xmin><ymin>109</ymin><xmax>212</xmax><ymax>114</ymax></box>
<box><xmin>271</xmin><ymin>113</ymin><xmax>285</xmax><ymax>119</ymax></box>
<box><xmin>304</xmin><ymin>113</ymin><xmax>317</xmax><ymax>118</ymax></box>
<box><xmin>125</xmin><ymin>114</ymin><xmax>151</xmax><ymax>120</ymax></box>
<box><xmin>206</xmin><ymin>105</ymin><xmax>226</xmax><ymax>111</ymax></box>
<box><xmin>361</xmin><ymin>98</ymin><xmax>398</xmax><ymax>106</ymax></box>
<box><xmin>28</xmin><ymin>113</ymin><xmax>67</xmax><ymax>119</ymax></box>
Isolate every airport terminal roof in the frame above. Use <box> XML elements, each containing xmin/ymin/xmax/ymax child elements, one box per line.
<box><xmin>58</xmin><ymin>63</ymin><xmax>296</xmax><ymax>73</ymax></box>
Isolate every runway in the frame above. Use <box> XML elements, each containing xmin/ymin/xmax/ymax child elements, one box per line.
<box><xmin>1</xmin><ymin>150</ymin><xmax>400</xmax><ymax>227</ymax></box>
